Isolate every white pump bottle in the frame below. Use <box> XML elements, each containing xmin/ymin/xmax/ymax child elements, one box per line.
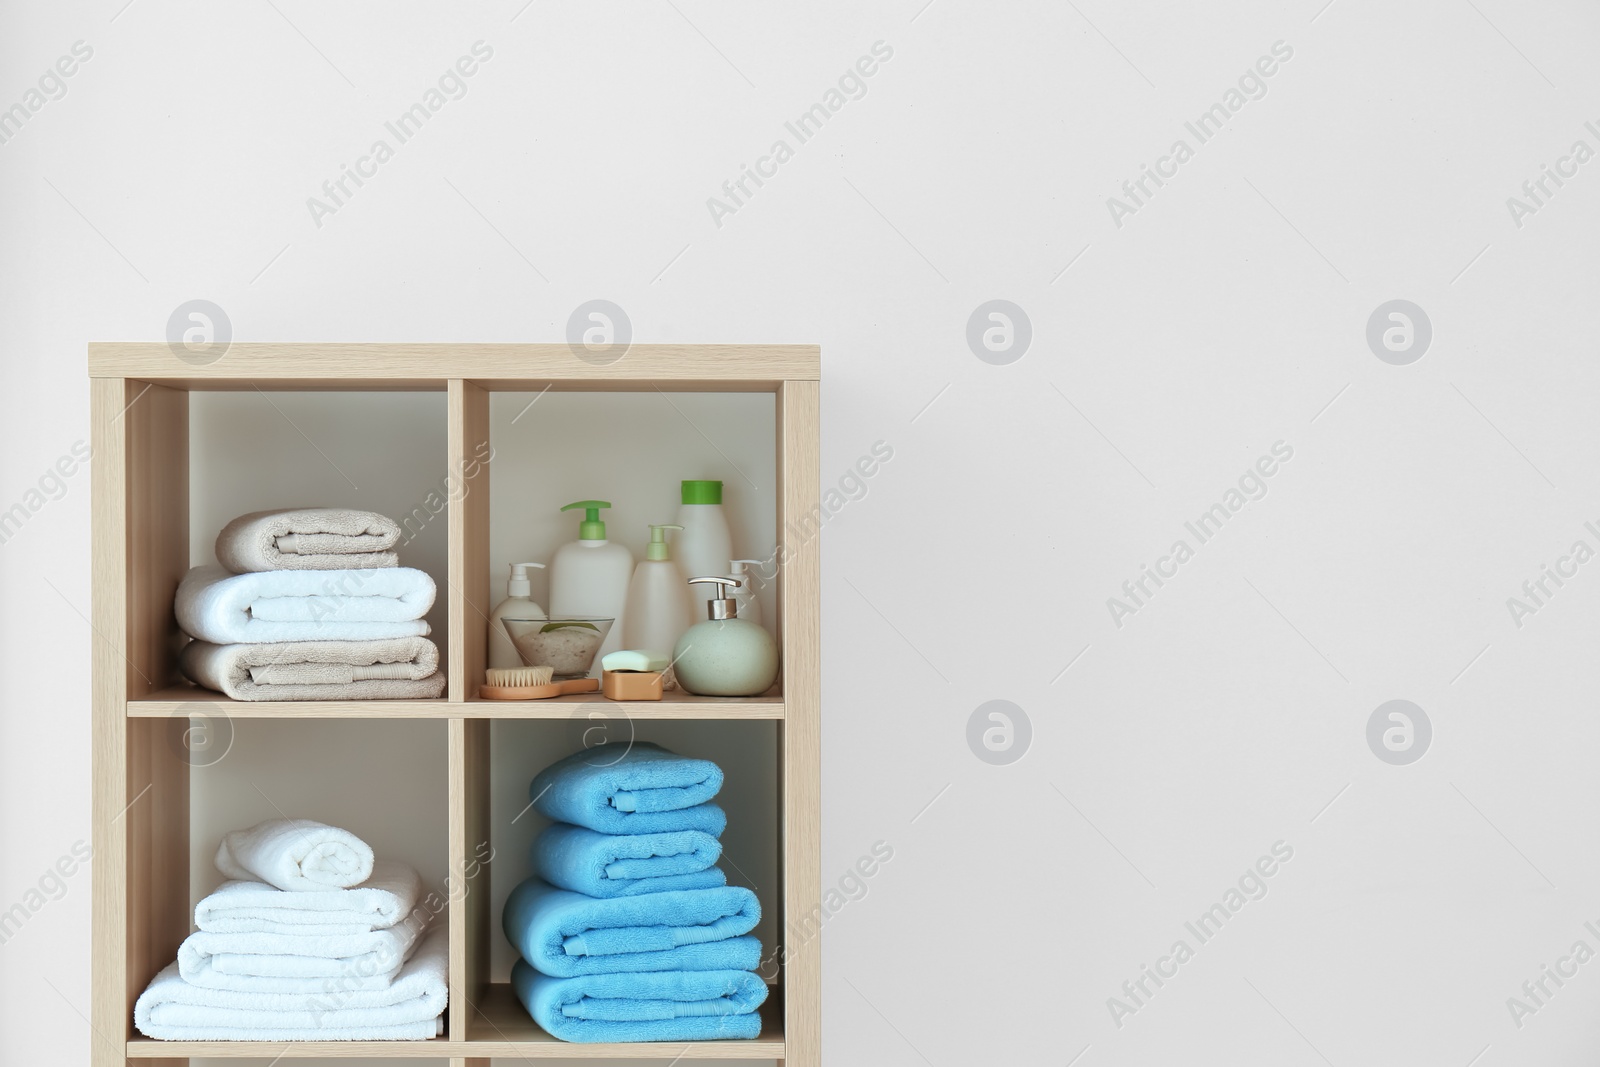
<box><xmin>488</xmin><ymin>562</ymin><xmax>546</xmax><ymax>670</ymax></box>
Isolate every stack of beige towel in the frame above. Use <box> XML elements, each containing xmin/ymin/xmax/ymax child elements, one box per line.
<box><xmin>177</xmin><ymin>509</ymin><xmax>446</xmax><ymax>701</ymax></box>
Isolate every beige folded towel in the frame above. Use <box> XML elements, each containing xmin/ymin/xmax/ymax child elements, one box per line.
<box><xmin>180</xmin><ymin>637</ymin><xmax>446</xmax><ymax>701</ymax></box>
<box><xmin>216</xmin><ymin>508</ymin><xmax>403</xmax><ymax>572</ymax></box>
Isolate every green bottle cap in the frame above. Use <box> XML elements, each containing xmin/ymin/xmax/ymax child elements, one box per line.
<box><xmin>646</xmin><ymin>523</ymin><xmax>683</xmax><ymax>561</ymax></box>
<box><xmin>561</xmin><ymin>500</ymin><xmax>612</xmax><ymax>540</ymax></box>
<box><xmin>681</xmin><ymin>480</ymin><xmax>723</xmax><ymax>505</ymax></box>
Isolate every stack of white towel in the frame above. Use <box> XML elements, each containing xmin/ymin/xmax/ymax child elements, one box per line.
<box><xmin>176</xmin><ymin>508</ymin><xmax>446</xmax><ymax>701</ymax></box>
<box><xmin>135</xmin><ymin>819</ymin><xmax>448</xmax><ymax>1041</ymax></box>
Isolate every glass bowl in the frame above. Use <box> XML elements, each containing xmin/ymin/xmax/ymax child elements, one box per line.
<box><xmin>500</xmin><ymin>617</ymin><xmax>614</xmax><ymax>679</ymax></box>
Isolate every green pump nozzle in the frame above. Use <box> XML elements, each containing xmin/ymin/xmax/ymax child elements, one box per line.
<box><xmin>645</xmin><ymin>523</ymin><xmax>684</xmax><ymax>561</ymax></box>
<box><xmin>561</xmin><ymin>500</ymin><xmax>612</xmax><ymax>540</ymax></box>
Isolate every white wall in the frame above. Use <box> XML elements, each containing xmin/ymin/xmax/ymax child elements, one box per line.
<box><xmin>5</xmin><ymin>2</ymin><xmax>1600</xmax><ymax>1066</ymax></box>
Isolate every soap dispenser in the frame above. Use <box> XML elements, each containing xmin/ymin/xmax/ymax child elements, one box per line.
<box><xmin>622</xmin><ymin>524</ymin><xmax>695</xmax><ymax>657</ymax></box>
<box><xmin>671</xmin><ymin>576</ymin><xmax>780</xmax><ymax>697</ymax></box>
<box><xmin>489</xmin><ymin>562</ymin><xmax>546</xmax><ymax>670</ymax></box>
<box><xmin>548</xmin><ymin>501</ymin><xmax>634</xmax><ymax>666</ymax></box>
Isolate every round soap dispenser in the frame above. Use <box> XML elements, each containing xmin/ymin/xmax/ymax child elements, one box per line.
<box><xmin>489</xmin><ymin>562</ymin><xmax>545</xmax><ymax>670</ymax></box>
<box><xmin>671</xmin><ymin>576</ymin><xmax>779</xmax><ymax>697</ymax></box>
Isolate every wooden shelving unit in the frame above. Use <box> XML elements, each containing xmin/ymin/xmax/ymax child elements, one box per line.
<box><xmin>90</xmin><ymin>343</ymin><xmax>820</xmax><ymax>1066</ymax></box>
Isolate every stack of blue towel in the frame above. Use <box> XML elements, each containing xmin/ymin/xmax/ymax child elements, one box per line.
<box><xmin>503</xmin><ymin>743</ymin><xmax>768</xmax><ymax>1042</ymax></box>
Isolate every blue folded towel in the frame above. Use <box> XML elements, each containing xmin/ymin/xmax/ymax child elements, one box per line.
<box><xmin>535</xmin><ymin>824</ymin><xmax>726</xmax><ymax>898</ymax></box>
<box><xmin>503</xmin><ymin>877</ymin><xmax>761</xmax><ymax>977</ymax></box>
<box><xmin>511</xmin><ymin>958</ymin><xmax>767</xmax><ymax>1042</ymax></box>
<box><xmin>530</xmin><ymin>743</ymin><xmax>726</xmax><ymax>835</ymax></box>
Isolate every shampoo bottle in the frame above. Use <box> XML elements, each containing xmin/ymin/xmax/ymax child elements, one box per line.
<box><xmin>622</xmin><ymin>524</ymin><xmax>695</xmax><ymax>656</ymax></box>
<box><xmin>488</xmin><ymin>562</ymin><xmax>546</xmax><ymax>670</ymax></box>
<box><xmin>677</xmin><ymin>480</ymin><xmax>733</xmax><ymax>612</ymax></box>
<box><xmin>547</xmin><ymin>501</ymin><xmax>634</xmax><ymax>667</ymax></box>
<box><xmin>672</xmin><ymin>576</ymin><xmax>780</xmax><ymax>697</ymax></box>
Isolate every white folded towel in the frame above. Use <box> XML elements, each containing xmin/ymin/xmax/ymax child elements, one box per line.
<box><xmin>196</xmin><ymin>860</ymin><xmax>423</xmax><ymax>936</ymax></box>
<box><xmin>137</xmin><ymin>927</ymin><xmax>448</xmax><ymax>1041</ymax></box>
<box><xmin>176</xmin><ymin>565</ymin><xmax>435</xmax><ymax>644</ymax></box>
<box><xmin>216</xmin><ymin>819</ymin><xmax>375</xmax><ymax>891</ymax></box>
<box><xmin>216</xmin><ymin>508</ymin><xmax>404</xmax><ymax>573</ymax></box>
<box><xmin>177</xmin><ymin>912</ymin><xmax>429</xmax><ymax>988</ymax></box>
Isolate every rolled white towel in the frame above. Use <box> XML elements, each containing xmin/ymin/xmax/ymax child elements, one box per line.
<box><xmin>216</xmin><ymin>819</ymin><xmax>374</xmax><ymax>891</ymax></box>
<box><xmin>196</xmin><ymin>860</ymin><xmax>423</xmax><ymax>935</ymax></box>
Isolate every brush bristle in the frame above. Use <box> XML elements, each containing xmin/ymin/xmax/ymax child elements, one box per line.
<box><xmin>486</xmin><ymin>665</ymin><xmax>553</xmax><ymax>688</ymax></box>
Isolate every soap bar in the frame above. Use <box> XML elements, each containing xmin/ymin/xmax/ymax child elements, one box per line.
<box><xmin>602</xmin><ymin>669</ymin><xmax>663</xmax><ymax>701</ymax></box>
<box><xmin>601</xmin><ymin>649</ymin><xmax>670</xmax><ymax>673</ymax></box>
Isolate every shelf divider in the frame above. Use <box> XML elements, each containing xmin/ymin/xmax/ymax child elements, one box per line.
<box><xmin>778</xmin><ymin>380</ymin><xmax>821</xmax><ymax>1067</ymax></box>
<box><xmin>448</xmin><ymin>379</ymin><xmax>493</xmax><ymax>702</ymax></box>
<box><xmin>448</xmin><ymin>718</ymin><xmax>492</xmax><ymax>1042</ymax></box>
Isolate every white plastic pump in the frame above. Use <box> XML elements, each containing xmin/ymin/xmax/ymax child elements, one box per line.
<box><xmin>724</xmin><ymin>559</ymin><xmax>764</xmax><ymax>627</ymax></box>
<box><xmin>507</xmin><ymin>562</ymin><xmax>541</xmax><ymax>597</ymax></box>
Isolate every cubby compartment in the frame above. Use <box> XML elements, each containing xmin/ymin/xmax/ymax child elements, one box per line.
<box><xmin>126</xmin><ymin>386</ymin><xmax>452</xmax><ymax>712</ymax></box>
<box><xmin>482</xmin><ymin>718</ymin><xmax>781</xmax><ymax>977</ymax></box>
<box><xmin>486</xmin><ymin>389</ymin><xmax>777</xmax><ymax>640</ymax></box>
<box><xmin>459</xmin><ymin>388</ymin><xmax>779</xmax><ymax>711</ymax></box>
<box><xmin>124</xmin><ymin>717</ymin><xmax>451</xmax><ymax>1061</ymax></box>
<box><xmin>93</xmin><ymin>347</ymin><xmax>818</xmax><ymax>1065</ymax></box>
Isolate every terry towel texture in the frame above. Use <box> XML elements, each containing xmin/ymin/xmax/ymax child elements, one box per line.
<box><xmin>176</xmin><ymin>565</ymin><xmax>435</xmax><ymax>644</ymax></box>
<box><xmin>177</xmin><ymin>914</ymin><xmax>428</xmax><ymax>988</ymax></box>
<box><xmin>137</xmin><ymin>927</ymin><xmax>447</xmax><ymax>1041</ymax></box>
<box><xmin>534</xmin><ymin>825</ymin><xmax>725</xmax><ymax>899</ymax></box>
<box><xmin>216</xmin><ymin>508</ymin><xmax>404</xmax><ymax>573</ymax></box>
<box><xmin>195</xmin><ymin>861</ymin><xmax>423</xmax><ymax>936</ymax></box>
<box><xmin>180</xmin><ymin>638</ymin><xmax>445</xmax><ymax>701</ymax></box>
<box><xmin>216</xmin><ymin>819</ymin><xmax>376</xmax><ymax>891</ymax></box>
<box><xmin>503</xmin><ymin>878</ymin><xmax>760</xmax><ymax>978</ymax></box>
<box><xmin>510</xmin><ymin>959</ymin><xmax>766</xmax><ymax>1042</ymax></box>
<box><xmin>529</xmin><ymin>743</ymin><xmax>727</xmax><ymax>835</ymax></box>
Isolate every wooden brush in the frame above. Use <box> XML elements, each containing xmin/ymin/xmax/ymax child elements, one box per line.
<box><xmin>486</xmin><ymin>666</ymin><xmax>553</xmax><ymax>688</ymax></box>
<box><xmin>480</xmin><ymin>666</ymin><xmax>601</xmax><ymax>700</ymax></box>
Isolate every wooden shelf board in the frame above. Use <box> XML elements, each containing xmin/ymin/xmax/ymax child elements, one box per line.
<box><xmin>465</xmin><ymin>981</ymin><xmax>785</xmax><ymax>1058</ymax></box>
<box><xmin>130</xmin><ymin>686</ymin><xmax>784</xmax><ymax>719</ymax></box>
<box><xmin>128</xmin><ymin>686</ymin><xmax>452</xmax><ymax>718</ymax></box>
<box><xmin>126</xmin><ymin>984</ymin><xmax>783</xmax><ymax>1059</ymax></box>
<box><xmin>89</xmin><ymin>342</ymin><xmax>820</xmax><ymax>385</ymax></box>
<box><xmin>464</xmin><ymin>688</ymin><xmax>784</xmax><ymax>719</ymax></box>
<box><xmin>127</xmin><ymin>1036</ymin><xmax>451</xmax><ymax>1058</ymax></box>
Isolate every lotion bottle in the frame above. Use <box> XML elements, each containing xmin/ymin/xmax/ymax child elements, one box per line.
<box><xmin>488</xmin><ymin>562</ymin><xmax>546</xmax><ymax>670</ymax></box>
<box><xmin>548</xmin><ymin>501</ymin><xmax>634</xmax><ymax>666</ymax></box>
<box><xmin>676</xmin><ymin>480</ymin><xmax>733</xmax><ymax>613</ymax></box>
<box><xmin>672</xmin><ymin>576</ymin><xmax>780</xmax><ymax>697</ymax></box>
<box><xmin>621</xmin><ymin>524</ymin><xmax>695</xmax><ymax>656</ymax></box>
